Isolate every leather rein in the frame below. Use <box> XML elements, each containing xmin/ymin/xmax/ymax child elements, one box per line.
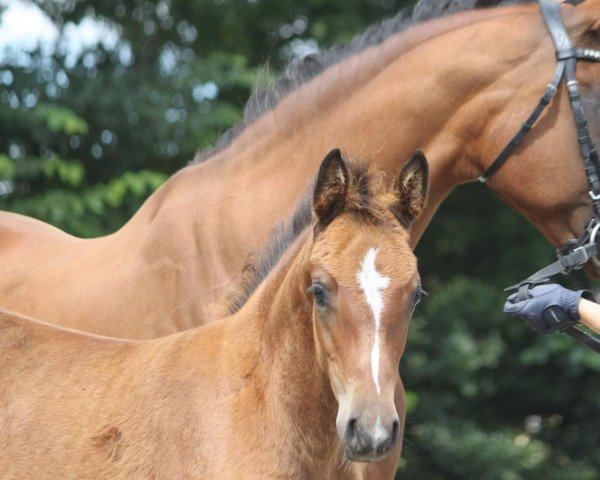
<box><xmin>479</xmin><ymin>0</ymin><xmax>600</xmax><ymax>352</ymax></box>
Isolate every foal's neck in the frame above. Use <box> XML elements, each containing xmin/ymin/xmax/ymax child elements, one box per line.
<box><xmin>241</xmin><ymin>232</ymin><xmax>343</xmax><ymax>471</ymax></box>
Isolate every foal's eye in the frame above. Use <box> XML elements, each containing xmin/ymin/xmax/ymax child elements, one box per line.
<box><xmin>411</xmin><ymin>287</ymin><xmax>424</xmax><ymax>312</ymax></box>
<box><xmin>307</xmin><ymin>283</ymin><xmax>328</xmax><ymax>309</ymax></box>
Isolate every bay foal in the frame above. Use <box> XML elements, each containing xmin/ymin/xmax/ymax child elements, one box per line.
<box><xmin>0</xmin><ymin>149</ymin><xmax>427</xmax><ymax>479</ymax></box>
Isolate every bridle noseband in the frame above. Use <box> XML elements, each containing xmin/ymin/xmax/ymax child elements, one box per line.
<box><xmin>479</xmin><ymin>0</ymin><xmax>600</xmax><ymax>352</ymax></box>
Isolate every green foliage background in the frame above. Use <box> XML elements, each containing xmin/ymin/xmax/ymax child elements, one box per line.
<box><xmin>1</xmin><ymin>1</ymin><xmax>598</xmax><ymax>478</ymax></box>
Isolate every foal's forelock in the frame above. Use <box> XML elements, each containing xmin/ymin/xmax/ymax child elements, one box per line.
<box><xmin>225</xmin><ymin>163</ymin><xmax>403</xmax><ymax>315</ymax></box>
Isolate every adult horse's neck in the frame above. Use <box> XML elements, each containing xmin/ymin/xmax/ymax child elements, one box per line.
<box><xmin>125</xmin><ymin>3</ymin><xmax>554</xmax><ymax>317</ymax></box>
<box><xmin>148</xmin><ymin>6</ymin><xmax>519</xmax><ymax>239</ymax></box>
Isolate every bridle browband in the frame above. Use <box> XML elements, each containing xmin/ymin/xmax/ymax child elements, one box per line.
<box><xmin>479</xmin><ymin>0</ymin><xmax>600</xmax><ymax>352</ymax></box>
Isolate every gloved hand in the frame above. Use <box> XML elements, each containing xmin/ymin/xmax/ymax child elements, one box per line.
<box><xmin>503</xmin><ymin>284</ymin><xmax>594</xmax><ymax>334</ymax></box>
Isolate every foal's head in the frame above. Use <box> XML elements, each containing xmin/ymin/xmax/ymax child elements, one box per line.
<box><xmin>307</xmin><ymin>148</ymin><xmax>427</xmax><ymax>462</ymax></box>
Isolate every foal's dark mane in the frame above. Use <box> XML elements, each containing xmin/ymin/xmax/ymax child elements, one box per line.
<box><xmin>224</xmin><ymin>191</ymin><xmax>312</xmax><ymax>314</ymax></box>
<box><xmin>194</xmin><ymin>0</ymin><xmax>530</xmax><ymax>163</ymax></box>
<box><xmin>225</xmin><ymin>162</ymin><xmax>396</xmax><ymax>314</ymax></box>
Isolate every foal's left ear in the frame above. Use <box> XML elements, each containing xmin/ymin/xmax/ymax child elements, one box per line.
<box><xmin>393</xmin><ymin>150</ymin><xmax>429</xmax><ymax>228</ymax></box>
<box><xmin>313</xmin><ymin>148</ymin><xmax>349</xmax><ymax>227</ymax></box>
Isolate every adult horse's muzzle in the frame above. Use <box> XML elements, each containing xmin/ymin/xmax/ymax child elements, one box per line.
<box><xmin>336</xmin><ymin>397</ymin><xmax>400</xmax><ymax>462</ymax></box>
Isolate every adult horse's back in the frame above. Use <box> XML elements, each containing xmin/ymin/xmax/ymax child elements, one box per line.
<box><xmin>1</xmin><ymin>0</ymin><xmax>600</xmax><ymax>337</ymax></box>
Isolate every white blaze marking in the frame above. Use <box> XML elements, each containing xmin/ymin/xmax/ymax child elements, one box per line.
<box><xmin>356</xmin><ymin>247</ymin><xmax>390</xmax><ymax>395</ymax></box>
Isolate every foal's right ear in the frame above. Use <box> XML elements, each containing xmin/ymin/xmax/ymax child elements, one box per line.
<box><xmin>313</xmin><ymin>148</ymin><xmax>349</xmax><ymax>227</ymax></box>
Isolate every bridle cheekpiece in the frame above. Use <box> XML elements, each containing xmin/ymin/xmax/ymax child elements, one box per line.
<box><xmin>480</xmin><ymin>0</ymin><xmax>600</xmax><ymax>352</ymax></box>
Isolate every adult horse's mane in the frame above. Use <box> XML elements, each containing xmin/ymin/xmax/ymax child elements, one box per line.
<box><xmin>194</xmin><ymin>0</ymin><xmax>530</xmax><ymax>163</ymax></box>
<box><xmin>225</xmin><ymin>161</ymin><xmax>398</xmax><ymax>314</ymax></box>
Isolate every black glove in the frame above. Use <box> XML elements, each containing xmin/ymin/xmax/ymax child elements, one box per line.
<box><xmin>504</xmin><ymin>284</ymin><xmax>593</xmax><ymax>334</ymax></box>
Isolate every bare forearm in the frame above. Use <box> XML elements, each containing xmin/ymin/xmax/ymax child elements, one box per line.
<box><xmin>577</xmin><ymin>298</ymin><xmax>600</xmax><ymax>335</ymax></box>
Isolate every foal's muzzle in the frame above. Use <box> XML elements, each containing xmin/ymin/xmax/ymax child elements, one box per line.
<box><xmin>339</xmin><ymin>412</ymin><xmax>400</xmax><ymax>462</ymax></box>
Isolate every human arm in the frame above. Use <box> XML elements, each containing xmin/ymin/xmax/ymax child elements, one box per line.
<box><xmin>577</xmin><ymin>298</ymin><xmax>600</xmax><ymax>335</ymax></box>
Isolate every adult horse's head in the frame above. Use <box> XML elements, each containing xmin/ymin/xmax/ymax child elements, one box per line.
<box><xmin>478</xmin><ymin>0</ymin><xmax>600</xmax><ymax>263</ymax></box>
<box><xmin>306</xmin><ymin>149</ymin><xmax>427</xmax><ymax>461</ymax></box>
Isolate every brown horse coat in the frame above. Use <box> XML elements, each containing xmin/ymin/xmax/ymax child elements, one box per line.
<box><xmin>1</xmin><ymin>2</ymin><xmax>599</xmax><ymax>338</ymax></box>
<box><xmin>0</xmin><ymin>153</ymin><xmax>427</xmax><ymax>479</ymax></box>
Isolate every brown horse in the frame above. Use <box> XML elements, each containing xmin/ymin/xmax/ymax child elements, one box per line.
<box><xmin>1</xmin><ymin>1</ymin><xmax>599</xmax><ymax>338</ymax></box>
<box><xmin>0</xmin><ymin>150</ymin><xmax>426</xmax><ymax>479</ymax></box>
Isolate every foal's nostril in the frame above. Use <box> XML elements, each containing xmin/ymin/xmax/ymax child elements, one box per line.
<box><xmin>347</xmin><ymin>418</ymin><xmax>357</xmax><ymax>435</ymax></box>
<box><xmin>390</xmin><ymin>419</ymin><xmax>400</xmax><ymax>445</ymax></box>
<box><xmin>373</xmin><ymin>418</ymin><xmax>400</xmax><ymax>453</ymax></box>
<box><xmin>344</xmin><ymin>417</ymin><xmax>358</xmax><ymax>443</ymax></box>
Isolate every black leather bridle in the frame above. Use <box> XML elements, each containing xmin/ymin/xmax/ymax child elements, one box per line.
<box><xmin>478</xmin><ymin>0</ymin><xmax>600</xmax><ymax>352</ymax></box>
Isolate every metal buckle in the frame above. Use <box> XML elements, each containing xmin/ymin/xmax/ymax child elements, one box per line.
<box><xmin>569</xmin><ymin>245</ymin><xmax>590</xmax><ymax>268</ymax></box>
<box><xmin>557</xmin><ymin>238</ymin><xmax>579</xmax><ymax>256</ymax></box>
